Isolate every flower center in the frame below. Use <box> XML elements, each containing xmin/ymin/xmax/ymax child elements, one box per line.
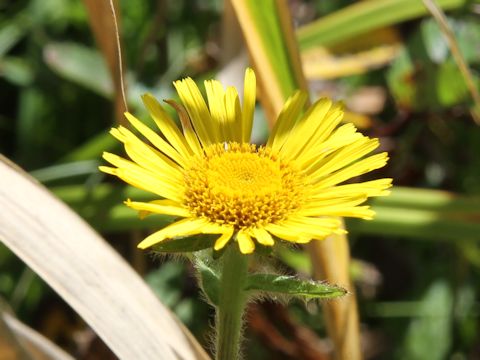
<box><xmin>184</xmin><ymin>142</ymin><xmax>306</xmax><ymax>229</ymax></box>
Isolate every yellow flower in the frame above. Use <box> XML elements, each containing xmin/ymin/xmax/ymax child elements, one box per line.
<box><xmin>100</xmin><ymin>69</ymin><xmax>391</xmax><ymax>254</ymax></box>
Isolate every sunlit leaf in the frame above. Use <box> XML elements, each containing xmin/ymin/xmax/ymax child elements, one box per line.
<box><xmin>44</xmin><ymin>42</ymin><xmax>113</xmax><ymax>97</ymax></box>
<box><xmin>245</xmin><ymin>274</ymin><xmax>347</xmax><ymax>299</ymax></box>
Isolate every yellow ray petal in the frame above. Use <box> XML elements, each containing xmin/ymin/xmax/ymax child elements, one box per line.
<box><xmin>250</xmin><ymin>227</ymin><xmax>274</xmax><ymax>246</ymax></box>
<box><xmin>137</xmin><ymin>218</ymin><xmax>208</xmax><ymax>249</ymax></box>
<box><xmin>304</xmin><ymin>195</ymin><xmax>368</xmax><ymax>210</ymax></box>
<box><xmin>279</xmin><ymin>218</ymin><xmax>345</xmax><ymax>240</ymax></box>
<box><xmin>141</xmin><ymin>93</ymin><xmax>193</xmax><ymax>158</ymax></box>
<box><xmin>205</xmin><ymin>80</ymin><xmax>227</xmax><ymax>139</ymax></box>
<box><xmin>314</xmin><ymin>152</ymin><xmax>389</xmax><ymax>189</ymax></box>
<box><xmin>123</xmin><ymin>112</ymin><xmax>187</xmax><ymax>167</ymax></box>
<box><xmin>267</xmin><ymin>90</ymin><xmax>308</xmax><ymax>151</ymax></box>
<box><xmin>279</xmin><ymin>98</ymin><xmax>334</xmax><ymax>158</ymax></box>
<box><xmin>224</xmin><ymin>86</ymin><xmax>243</xmax><ymax>142</ymax></box>
<box><xmin>311</xmin><ymin>179</ymin><xmax>393</xmax><ymax>198</ymax></box>
<box><xmin>213</xmin><ymin>226</ymin><xmax>235</xmax><ymax>251</ymax></box>
<box><xmin>174</xmin><ymin>78</ymin><xmax>220</xmax><ymax>145</ymax></box>
<box><xmin>298</xmin><ymin>123</ymin><xmax>363</xmax><ymax>167</ymax></box>
<box><xmin>299</xmin><ymin>204</ymin><xmax>375</xmax><ymax>219</ymax></box>
<box><xmin>264</xmin><ymin>223</ymin><xmax>310</xmax><ymax>243</ymax></box>
<box><xmin>308</xmin><ymin>137</ymin><xmax>380</xmax><ymax>179</ymax></box>
<box><xmin>101</xmin><ymin>152</ymin><xmax>183</xmax><ymax>201</ymax></box>
<box><xmin>236</xmin><ymin>230</ymin><xmax>255</xmax><ymax>254</ymax></box>
<box><xmin>125</xmin><ymin>199</ymin><xmax>190</xmax><ymax>218</ymax></box>
<box><xmin>111</xmin><ymin>126</ymin><xmax>183</xmax><ymax>182</ymax></box>
<box><xmin>164</xmin><ymin>99</ymin><xmax>203</xmax><ymax>155</ymax></box>
<box><xmin>241</xmin><ymin>68</ymin><xmax>256</xmax><ymax>142</ymax></box>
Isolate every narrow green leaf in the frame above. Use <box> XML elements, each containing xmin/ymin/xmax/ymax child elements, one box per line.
<box><xmin>347</xmin><ymin>205</ymin><xmax>480</xmax><ymax>241</ymax></box>
<box><xmin>297</xmin><ymin>0</ymin><xmax>466</xmax><ymax>50</ymax></box>
<box><xmin>245</xmin><ymin>274</ymin><xmax>347</xmax><ymax>299</ymax></box>
<box><xmin>0</xmin><ymin>13</ymin><xmax>31</xmax><ymax>57</ymax></box>
<box><xmin>61</xmin><ymin>131</ymin><xmax>118</xmax><ymax>162</ymax></box>
<box><xmin>30</xmin><ymin>160</ymin><xmax>100</xmax><ymax>182</ymax></box>
<box><xmin>372</xmin><ymin>186</ymin><xmax>480</xmax><ymax>213</ymax></box>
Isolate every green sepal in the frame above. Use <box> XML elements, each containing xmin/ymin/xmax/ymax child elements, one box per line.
<box><xmin>151</xmin><ymin>234</ymin><xmax>216</xmax><ymax>253</ymax></box>
<box><xmin>195</xmin><ymin>257</ymin><xmax>220</xmax><ymax>306</ymax></box>
<box><xmin>245</xmin><ymin>274</ymin><xmax>347</xmax><ymax>299</ymax></box>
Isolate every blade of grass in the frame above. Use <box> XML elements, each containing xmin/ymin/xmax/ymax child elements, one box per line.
<box><xmin>347</xmin><ymin>206</ymin><xmax>480</xmax><ymax>241</ymax></box>
<box><xmin>297</xmin><ymin>0</ymin><xmax>466</xmax><ymax>50</ymax></box>
<box><xmin>60</xmin><ymin>131</ymin><xmax>117</xmax><ymax>162</ymax></box>
<box><xmin>0</xmin><ymin>156</ymin><xmax>209</xmax><ymax>360</ymax></box>
<box><xmin>372</xmin><ymin>187</ymin><xmax>480</xmax><ymax>212</ymax></box>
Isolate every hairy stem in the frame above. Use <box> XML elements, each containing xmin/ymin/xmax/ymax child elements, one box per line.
<box><xmin>215</xmin><ymin>245</ymin><xmax>249</xmax><ymax>360</ymax></box>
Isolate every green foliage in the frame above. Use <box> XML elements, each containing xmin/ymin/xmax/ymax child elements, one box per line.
<box><xmin>195</xmin><ymin>254</ymin><xmax>346</xmax><ymax>307</ymax></box>
<box><xmin>387</xmin><ymin>18</ymin><xmax>480</xmax><ymax>111</ymax></box>
<box><xmin>195</xmin><ymin>257</ymin><xmax>220</xmax><ymax>305</ymax></box>
<box><xmin>400</xmin><ymin>280</ymin><xmax>453</xmax><ymax>360</ymax></box>
<box><xmin>245</xmin><ymin>274</ymin><xmax>347</xmax><ymax>299</ymax></box>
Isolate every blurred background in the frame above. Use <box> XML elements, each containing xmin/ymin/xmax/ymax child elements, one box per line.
<box><xmin>1</xmin><ymin>0</ymin><xmax>480</xmax><ymax>359</ymax></box>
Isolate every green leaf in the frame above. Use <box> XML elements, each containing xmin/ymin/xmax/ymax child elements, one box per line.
<box><xmin>152</xmin><ymin>234</ymin><xmax>216</xmax><ymax>253</ymax></box>
<box><xmin>401</xmin><ymin>280</ymin><xmax>453</xmax><ymax>360</ymax></box>
<box><xmin>297</xmin><ymin>0</ymin><xmax>466</xmax><ymax>50</ymax></box>
<box><xmin>43</xmin><ymin>42</ymin><xmax>113</xmax><ymax>97</ymax></box>
<box><xmin>387</xmin><ymin>18</ymin><xmax>479</xmax><ymax>111</ymax></box>
<box><xmin>146</xmin><ymin>262</ymin><xmax>185</xmax><ymax>308</ymax></box>
<box><xmin>0</xmin><ymin>57</ymin><xmax>33</xmax><ymax>86</ymax></box>
<box><xmin>195</xmin><ymin>257</ymin><xmax>220</xmax><ymax>306</ymax></box>
<box><xmin>245</xmin><ymin>274</ymin><xmax>347</xmax><ymax>300</ymax></box>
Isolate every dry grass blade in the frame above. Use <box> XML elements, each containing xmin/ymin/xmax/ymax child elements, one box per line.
<box><xmin>2</xmin><ymin>311</ymin><xmax>75</xmax><ymax>360</ymax></box>
<box><xmin>422</xmin><ymin>0</ymin><xmax>480</xmax><ymax>125</ymax></box>
<box><xmin>83</xmin><ymin>0</ymin><xmax>127</xmax><ymax>124</ymax></box>
<box><xmin>0</xmin><ymin>156</ymin><xmax>209</xmax><ymax>360</ymax></box>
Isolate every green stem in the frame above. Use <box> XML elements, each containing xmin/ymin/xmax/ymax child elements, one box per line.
<box><xmin>215</xmin><ymin>245</ymin><xmax>249</xmax><ymax>360</ymax></box>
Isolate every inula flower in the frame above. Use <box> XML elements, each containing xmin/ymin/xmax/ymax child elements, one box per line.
<box><xmin>100</xmin><ymin>69</ymin><xmax>391</xmax><ymax>254</ymax></box>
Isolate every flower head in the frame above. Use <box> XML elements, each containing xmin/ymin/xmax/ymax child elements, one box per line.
<box><xmin>100</xmin><ymin>69</ymin><xmax>391</xmax><ymax>254</ymax></box>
